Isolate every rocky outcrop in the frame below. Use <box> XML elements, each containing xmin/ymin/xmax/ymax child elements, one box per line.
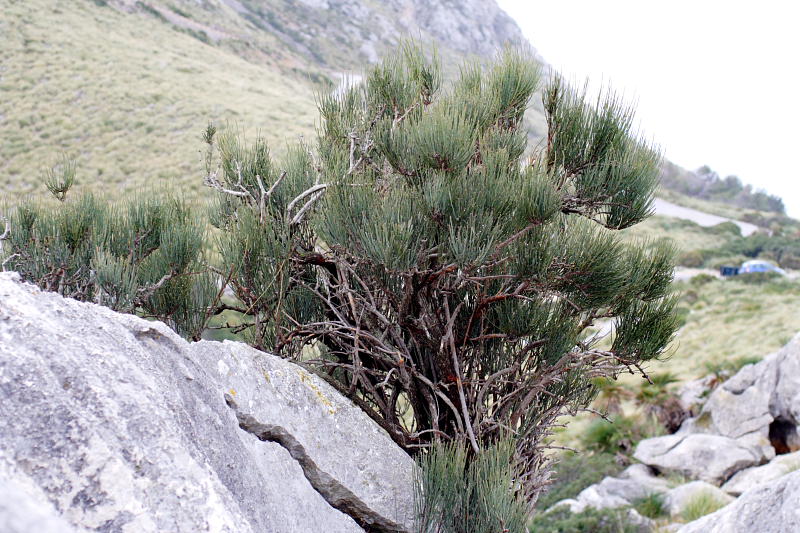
<box><xmin>678</xmin><ymin>470</ymin><xmax>800</xmax><ymax>533</ymax></box>
<box><xmin>677</xmin><ymin>375</ymin><xmax>716</xmax><ymax>416</ymax></box>
<box><xmin>552</xmin><ymin>334</ymin><xmax>800</xmax><ymax>529</ymax></box>
<box><xmin>634</xmin><ymin>334</ymin><xmax>800</xmax><ymax>485</ymax></box>
<box><xmin>721</xmin><ymin>450</ymin><xmax>800</xmax><ymax>496</ymax></box>
<box><xmin>0</xmin><ymin>272</ymin><xmax>415</xmax><ymax>532</ymax></box>
<box><xmin>662</xmin><ymin>481</ymin><xmax>733</xmax><ymax>518</ymax></box>
<box><xmin>634</xmin><ymin>433</ymin><xmax>763</xmax><ymax>485</ymax></box>
<box><xmin>551</xmin><ymin>464</ymin><xmax>668</xmax><ymax>513</ymax></box>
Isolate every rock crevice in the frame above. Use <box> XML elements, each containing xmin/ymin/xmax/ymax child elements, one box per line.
<box><xmin>0</xmin><ymin>272</ymin><xmax>415</xmax><ymax>533</ymax></box>
<box><xmin>226</xmin><ymin>394</ymin><xmax>407</xmax><ymax>532</ymax></box>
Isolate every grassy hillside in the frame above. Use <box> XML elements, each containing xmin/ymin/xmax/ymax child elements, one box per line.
<box><xmin>1</xmin><ymin>0</ymin><xmax>321</xmax><ymax>199</ymax></box>
<box><xmin>1</xmin><ymin>0</ymin><xmax>543</xmax><ymax>201</ymax></box>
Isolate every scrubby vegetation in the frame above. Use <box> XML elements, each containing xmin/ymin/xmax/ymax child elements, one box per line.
<box><xmin>680</xmin><ymin>491</ymin><xmax>728</xmax><ymax>522</ymax></box>
<box><xmin>3</xmin><ymin>43</ymin><xmax>680</xmax><ymax>529</ymax></box>
<box><xmin>1</xmin><ymin>169</ymin><xmax>216</xmax><ymax>339</ymax></box>
<box><xmin>631</xmin><ymin>493</ymin><xmax>666</xmax><ymax>520</ymax></box>
<box><xmin>534</xmin><ymin>452</ymin><xmax>623</xmax><ymax>511</ymax></box>
<box><xmin>529</xmin><ymin>505</ymin><xmax>646</xmax><ymax>533</ymax></box>
<box><xmin>4</xmin><ymin>2</ymin><xmax>799</xmax><ymax>532</ymax></box>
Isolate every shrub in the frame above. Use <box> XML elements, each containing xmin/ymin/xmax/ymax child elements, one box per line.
<box><xmin>535</xmin><ymin>452</ymin><xmax>622</xmax><ymax>511</ymax></box>
<box><xmin>735</xmin><ymin>271</ymin><xmax>781</xmax><ymax>284</ymax></box>
<box><xmin>529</xmin><ymin>505</ymin><xmax>648</xmax><ymax>533</ymax></box>
<box><xmin>204</xmin><ymin>43</ymin><xmax>679</xmax><ymax>510</ymax></box>
<box><xmin>415</xmin><ymin>439</ymin><xmax>529</xmax><ymax>533</ymax></box>
<box><xmin>1</xmin><ymin>169</ymin><xmax>217</xmax><ymax>340</ymax></box>
<box><xmin>709</xmin><ymin>221</ymin><xmax>741</xmax><ymax>237</ymax></box>
<box><xmin>677</xmin><ymin>250</ymin><xmax>705</xmax><ymax>268</ymax></box>
<box><xmin>689</xmin><ymin>273</ymin><xmax>716</xmax><ymax>286</ymax></box>
<box><xmin>681</xmin><ymin>491</ymin><xmax>728</xmax><ymax>522</ymax></box>
<box><xmin>581</xmin><ymin>416</ymin><xmax>638</xmax><ymax>454</ymax></box>
<box><xmin>581</xmin><ymin>414</ymin><xmax>666</xmax><ymax>455</ymax></box>
<box><xmin>631</xmin><ymin>493</ymin><xmax>666</xmax><ymax>519</ymax></box>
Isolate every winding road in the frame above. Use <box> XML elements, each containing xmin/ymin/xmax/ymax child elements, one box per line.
<box><xmin>653</xmin><ymin>198</ymin><xmax>759</xmax><ymax>237</ymax></box>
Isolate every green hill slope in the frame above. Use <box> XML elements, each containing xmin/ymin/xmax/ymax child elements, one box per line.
<box><xmin>1</xmin><ymin>0</ymin><xmax>535</xmax><ymax>200</ymax></box>
<box><xmin>1</xmin><ymin>0</ymin><xmax>321</xmax><ymax>199</ymax></box>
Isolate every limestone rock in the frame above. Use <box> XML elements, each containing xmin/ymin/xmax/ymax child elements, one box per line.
<box><xmin>662</xmin><ymin>481</ymin><xmax>733</xmax><ymax>518</ymax></box>
<box><xmin>618</xmin><ymin>463</ymin><xmax>672</xmax><ymax>492</ymax></box>
<box><xmin>547</xmin><ymin>500</ymin><xmax>653</xmax><ymax>531</ymax></box>
<box><xmin>636</xmin><ymin>335</ymin><xmax>800</xmax><ymax>485</ymax></box>
<box><xmin>193</xmin><ymin>341</ymin><xmax>416</xmax><ymax>530</ymax></box>
<box><xmin>678</xmin><ymin>470</ymin><xmax>800</xmax><ymax>533</ymax></box>
<box><xmin>548</xmin><ymin>464</ymin><xmax>668</xmax><ymax>514</ymax></box>
<box><xmin>677</xmin><ymin>375</ymin><xmax>716</xmax><ymax>415</ymax></box>
<box><xmin>771</xmin><ymin>336</ymin><xmax>800</xmax><ymax>450</ymax></box>
<box><xmin>0</xmin><ymin>475</ymin><xmax>78</xmax><ymax>533</ymax></box>
<box><xmin>721</xmin><ymin>450</ymin><xmax>800</xmax><ymax>496</ymax></box>
<box><xmin>634</xmin><ymin>433</ymin><xmax>761</xmax><ymax>485</ymax></box>
<box><xmin>0</xmin><ymin>272</ymin><xmax>415</xmax><ymax>532</ymax></box>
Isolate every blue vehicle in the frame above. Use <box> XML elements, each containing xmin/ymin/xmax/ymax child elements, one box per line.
<box><xmin>739</xmin><ymin>260</ymin><xmax>786</xmax><ymax>276</ymax></box>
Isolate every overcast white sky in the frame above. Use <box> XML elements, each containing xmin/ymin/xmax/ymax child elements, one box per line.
<box><xmin>496</xmin><ymin>0</ymin><xmax>800</xmax><ymax>215</ymax></box>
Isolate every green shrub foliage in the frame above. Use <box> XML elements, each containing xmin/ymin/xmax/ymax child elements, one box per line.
<box><xmin>415</xmin><ymin>439</ymin><xmax>529</xmax><ymax>533</ymax></box>
<box><xmin>529</xmin><ymin>505</ymin><xmax>647</xmax><ymax>533</ymax></box>
<box><xmin>204</xmin><ymin>43</ymin><xmax>678</xmax><ymax>509</ymax></box>
<box><xmin>1</xmin><ymin>177</ymin><xmax>217</xmax><ymax>339</ymax></box>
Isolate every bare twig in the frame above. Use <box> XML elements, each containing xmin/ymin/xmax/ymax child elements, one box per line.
<box><xmin>0</xmin><ymin>214</ymin><xmax>9</xmax><ymax>258</ymax></box>
<box><xmin>286</xmin><ymin>183</ymin><xmax>329</xmax><ymax>215</ymax></box>
<box><xmin>1</xmin><ymin>253</ymin><xmax>19</xmax><ymax>272</ymax></box>
<box><xmin>0</xmin><ymin>215</ymin><xmax>9</xmax><ymax>241</ymax></box>
<box><xmin>255</xmin><ymin>174</ymin><xmax>267</xmax><ymax>224</ymax></box>
<box><xmin>266</xmin><ymin>170</ymin><xmax>287</xmax><ymax>198</ymax></box>
<box><xmin>290</xmin><ymin>190</ymin><xmax>325</xmax><ymax>225</ymax></box>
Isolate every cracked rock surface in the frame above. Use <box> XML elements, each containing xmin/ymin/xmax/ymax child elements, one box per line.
<box><xmin>0</xmin><ymin>272</ymin><xmax>415</xmax><ymax>532</ymax></box>
<box><xmin>634</xmin><ymin>333</ymin><xmax>800</xmax><ymax>485</ymax></box>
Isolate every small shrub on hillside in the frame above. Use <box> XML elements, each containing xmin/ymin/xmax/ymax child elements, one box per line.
<box><xmin>1</xmin><ymin>174</ymin><xmax>217</xmax><ymax>339</ymax></box>
<box><xmin>734</xmin><ymin>271</ymin><xmax>782</xmax><ymax>285</ymax></box>
<box><xmin>680</xmin><ymin>491</ymin><xmax>728</xmax><ymax>522</ymax></box>
<box><xmin>529</xmin><ymin>505</ymin><xmax>648</xmax><ymax>533</ymax></box>
<box><xmin>535</xmin><ymin>452</ymin><xmax>622</xmax><ymax>511</ymax></box>
<box><xmin>709</xmin><ymin>221</ymin><xmax>741</xmax><ymax>237</ymax></box>
<box><xmin>631</xmin><ymin>493</ymin><xmax>666</xmax><ymax>519</ymax></box>
<box><xmin>635</xmin><ymin>372</ymin><xmax>687</xmax><ymax>433</ymax></box>
<box><xmin>689</xmin><ymin>273</ymin><xmax>716</xmax><ymax>286</ymax></box>
<box><xmin>677</xmin><ymin>250</ymin><xmax>706</xmax><ymax>268</ymax></box>
<box><xmin>581</xmin><ymin>414</ymin><xmax>666</xmax><ymax>455</ymax></box>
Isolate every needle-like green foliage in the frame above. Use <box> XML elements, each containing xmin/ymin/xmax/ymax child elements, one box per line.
<box><xmin>2</xmin><ymin>168</ymin><xmax>216</xmax><ymax>339</ymax></box>
<box><xmin>202</xmin><ymin>42</ymin><xmax>678</xmax><ymax>521</ymax></box>
<box><xmin>415</xmin><ymin>439</ymin><xmax>529</xmax><ymax>533</ymax></box>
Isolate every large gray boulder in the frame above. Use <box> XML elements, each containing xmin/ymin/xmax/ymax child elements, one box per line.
<box><xmin>634</xmin><ymin>433</ymin><xmax>762</xmax><ymax>485</ymax></box>
<box><xmin>678</xmin><ymin>470</ymin><xmax>800</xmax><ymax>533</ymax></box>
<box><xmin>0</xmin><ymin>476</ymin><xmax>77</xmax><ymax>533</ymax></box>
<box><xmin>635</xmin><ymin>334</ymin><xmax>800</xmax><ymax>485</ymax></box>
<box><xmin>0</xmin><ymin>272</ymin><xmax>415</xmax><ymax>532</ymax></box>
